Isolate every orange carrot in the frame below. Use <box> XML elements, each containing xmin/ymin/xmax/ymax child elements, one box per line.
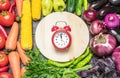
<box><xmin>16</xmin><ymin>0</ymin><xmax>23</xmax><ymax>17</ymax></box>
<box><xmin>17</xmin><ymin>41</ymin><xmax>30</xmax><ymax>65</ymax></box>
<box><xmin>8</xmin><ymin>51</ymin><xmax>21</xmax><ymax>78</ymax></box>
<box><xmin>5</xmin><ymin>22</ymin><xmax>19</xmax><ymax>51</ymax></box>
<box><xmin>21</xmin><ymin>66</ymin><xmax>26</xmax><ymax>77</ymax></box>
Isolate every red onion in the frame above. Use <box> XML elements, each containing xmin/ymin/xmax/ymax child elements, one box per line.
<box><xmin>112</xmin><ymin>46</ymin><xmax>120</xmax><ymax>74</ymax></box>
<box><xmin>83</xmin><ymin>9</ymin><xmax>97</xmax><ymax>23</ymax></box>
<box><xmin>90</xmin><ymin>33</ymin><xmax>117</xmax><ymax>56</ymax></box>
<box><xmin>90</xmin><ymin>20</ymin><xmax>106</xmax><ymax>35</ymax></box>
<box><xmin>104</xmin><ymin>13</ymin><xmax>120</xmax><ymax>29</ymax></box>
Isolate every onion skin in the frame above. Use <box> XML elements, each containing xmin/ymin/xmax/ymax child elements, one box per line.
<box><xmin>90</xmin><ymin>20</ymin><xmax>105</xmax><ymax>35</ymax></box>
<box><xmin>113</xmin><ymin>46</ymin><xmax>120</xmax><ymax>52</ymax></box>
<box><xmin>90</xmin><ymin>33</ymin><xmax>117</xmax><ymax>56</ymax></box>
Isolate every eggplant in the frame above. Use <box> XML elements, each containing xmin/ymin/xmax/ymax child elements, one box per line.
<box><xmin>109</xmin><ymin>0</ymin><xmax>120</xmax><ymax>6</ymax></box>
<box><xmin>87</xmin><ymin>0</ymin><xmax>98</xmax><ymax>3</ymax></box>
<box><xmin>89</xmin><ymin>0</ymin><xmax>108</xmax><ymax>11</ymax></box>
<box><xmin>109</xmin><ymin>29</ymin><xmax>120</xmax><ymax>44</ymax></box>
<box><xmin>98</xmin><ymin>6</ymin><xmax>118</xmax><ymax>19</ymax></box>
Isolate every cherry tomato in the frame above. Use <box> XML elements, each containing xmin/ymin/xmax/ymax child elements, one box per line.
<box><xmin>0</xmin><ymin>0</ymin><xmax>11</xmax><ymax>11</ymax></box>
<box><xmin>0</xmin><ymin>72</ymin><xmax>13</xmax><ymax>78</ymax></box>
<box><xmin>0</xmin><ymin>11</ymin><xmax>14</xmax><ymax>27</ymax></box>
<box><xmin>0</xmin><ymin>52</ymin><xmax>8</xmax><ymax>67</ymax></box>
<box><xmin>0</xmin><ymin>34</ymin><xmax>5</xmax><ymax>49</ymax></box>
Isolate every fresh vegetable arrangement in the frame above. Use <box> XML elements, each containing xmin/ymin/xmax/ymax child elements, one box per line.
<box><xmin>0</xmin><ymin>0</ymin><xmax>120</xmax><ymax>78</ymax></box>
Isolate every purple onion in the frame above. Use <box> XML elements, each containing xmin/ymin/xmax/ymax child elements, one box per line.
<box><xmin>90</xmin><ymin>33</ymin><xmax>117</xmax><ymax>56</ymax></box>
<box><xmin>104</xmin><ymin>13</ymin><xmax>120</xmax><ymax>29</ymax></box>
<box><xmin>90</xmin><ymin>20</ymin><xmax>106</xmax><ymax>35</ymax></box>
<box><xmin>112</xmin><ymin>46</ymin><xmax>120</xmax><ymax>74</ymax></box>
<box><xmin>83</xmin><ymin>9</ymin><xmax>97</xmax><ymax>23</ymax></box>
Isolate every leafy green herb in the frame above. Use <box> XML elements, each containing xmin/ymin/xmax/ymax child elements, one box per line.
<box><xmin>23</xmin><ymin>48</ymin><xmax>92</xmax><ymax>78</ymax></box>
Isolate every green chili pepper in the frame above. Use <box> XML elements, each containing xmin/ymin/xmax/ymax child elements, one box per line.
<box><xmin>69</xmin><ymin>46</ymin><xmax>90</xmax><ymax>68</ymax></box>
<box><xmin>42</xmin><ymin>0</ymin><xmax>53</xmax><ymax>16</ymax></box>
<box><xmin>48</xmin><ymin>59</ymin><xmax>75</xmax><ymax>67</ymax></box>
<box><xmin>73</xmin><ymin>64</ymin><xmax>93</xmax><ymax>72</ymax></box>
<box><xmin>76</xmin><ymin>52</ymin><xmax>93</xmax><ymax>68</ymax></box>
<box><xmin>66</xmin><ymin>0</ymin><xmax>76</xmax><ymax>13</ymax></box>
<box><xmin>75</xmin><ymin>0</ymin><xmax>84</xmax><ymax>16</ymax></box>
<box><xmin>84</xmin><ymin>0</ymin><xmax>88</xmax><ymax>10</ymax></box>
<box><xmin>53</xmin><ymin>0</ymin><xmax>66</xmax><ymax>12</ymax></box>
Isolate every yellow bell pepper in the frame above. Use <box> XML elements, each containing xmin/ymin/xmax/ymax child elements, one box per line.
<box><xmin>53</xmin><ymin>0</ymin><xmax>66</xmax><ymax>12</ymax></box>
<box><xmin>42</xmin><ymin>0</ymin><xmax>53</xmax><ymax>16</ymax></box>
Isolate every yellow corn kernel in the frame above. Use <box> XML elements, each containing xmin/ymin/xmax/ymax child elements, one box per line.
<box><xmin>20</xmin><ymin>0</ymin><xmax>32</xmax><ymax>50</ymax></box>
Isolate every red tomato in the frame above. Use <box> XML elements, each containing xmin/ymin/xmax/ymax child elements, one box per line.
<box><xmin>0</xmin><ymin>52</ymin><xmax>8</xmax><ymax>67</ymax></box>
<box><xmin>0</xmin><ymin>72</ymin><xmax>13</xmax><ymax>78</ymax></box>
<box><xmin>0</xmin><ymin>0</ymin><xmax>11</xmax><ymax>11</ymax></box>
<box><xmin>0</xmin><ymin>34</ymin><xmax>5</xmax><ymax>49</ymax></box>
<box><xmin>0</xmin><ymin>11</ymin><xmax>14</xmax><ymax>27</ymax></box>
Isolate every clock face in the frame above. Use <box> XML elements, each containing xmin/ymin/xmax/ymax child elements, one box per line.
<box><xmin>52</xmin><ymin>31</ymin><xmax>71</xmax><ymax>50</ymax></box>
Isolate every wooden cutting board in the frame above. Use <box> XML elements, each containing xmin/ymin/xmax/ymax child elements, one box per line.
<box><xmin>35</xmin><ymin>12</ymin><xmax>89</xmax><ymax>62</ymax></box>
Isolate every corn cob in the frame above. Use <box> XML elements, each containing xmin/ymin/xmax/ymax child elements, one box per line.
<box><xmin>32</xmin><ymin>0</ymin><xmax>42</xmax><ymax>20</ymax></box>
<box><xmin>20</xmin><ymin>0</ymin><xmax>32</xmax><ymax>50</ymax></box>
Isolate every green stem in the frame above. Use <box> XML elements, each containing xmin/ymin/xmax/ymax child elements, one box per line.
<box><xmin>0</xmin><ymin>0</ymin><xmax>4</xmax><ymax>3</ymax></box>
<box><xmin>1</xmin><ymin>11</ymin><xmax>7</xmax><ymax>16</ymax></box>
<box><xmin>0</xmin><ymin>55</ymin><xmax>3</xmax><ymax>59</ymax></box>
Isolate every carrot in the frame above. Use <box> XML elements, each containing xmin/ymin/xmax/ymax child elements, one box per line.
<box><xmin>16</xmin><ymin>0</ymin><xmax>23</xmax><ymax>17</ymax></box>
<box><xmin>17</xmin><ymin>41</ymin><xmax>30</xmax><ymax>65</ymax></box>
<box><xmin>20</xmin><ymin>66</ymin><xmax>26</xmax><ymax>77</ymax></box>
<box><xmin>5</xmin><ymin>22</ymin><xmax>19</xmax><ymax>51</ymax></box>
<box><xmin>8</xmin><ymin>51</ymin><xmax>21</xmax><ymax>78</ymax></box>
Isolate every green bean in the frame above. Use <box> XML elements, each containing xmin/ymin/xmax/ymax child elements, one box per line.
<box><xmin>76</xmin><ymin>52</ymin><xmax>93</xmax><ymax>68</ymax></box>
<box><xmin>69</xmin><ymin>46</ymin><xmax>90</xmax><ymax>68</ymax></box>
<box><xmin>48</xmin><ymin>59</ymin><xmax>75</xmax><ymax>67</ymax></box>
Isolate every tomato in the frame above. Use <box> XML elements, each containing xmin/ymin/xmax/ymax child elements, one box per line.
<box><xmin>0</xmin><ymin>72</ymin><xmax>13</xmax><ymax>78</ymax></box>
<box><xmin>0</xmin><ymin>0</ymin><xmax>11</xmax><ymax>11</ymax></box>
<box><xmin>0</xmin><ymin>11</ymin><xmax>14</xmax><ymax>27</ymax></box>
<box><xmin>0</xmin><ymin>34</ymin><xmax>5</xmax><ymax>49</ymax></box>
<box><xmin>0</xmin><ymin>52</ymin><xmax>8</xmax><ymax>67</ymax></box>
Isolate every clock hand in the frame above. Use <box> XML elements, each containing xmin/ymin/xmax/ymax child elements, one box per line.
<box><xmin>60</xmin><ymin>33</ymin><xmax>62</xmax><ymax>39</ymax></box>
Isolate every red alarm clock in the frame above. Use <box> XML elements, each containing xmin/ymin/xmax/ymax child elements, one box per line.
<box><xmin>51</xmin><ymin>21</ymin><xmax>72</xmax><ymax>51</ymax></box>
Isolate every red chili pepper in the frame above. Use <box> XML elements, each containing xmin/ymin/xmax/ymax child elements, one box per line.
<box><xmin>0</xmin><ymin>25</ymin><xmax>7</xmax><ymax>39</ymax></box>
<box><xmin>8</xmin><ymin>0</ymin><xmax>16</xmax><ymax>20</ymax></box>
<box><xmin>0</xmin><ymin>66</ymin><xmax>9</xmax><ymax>72</ymax></box>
